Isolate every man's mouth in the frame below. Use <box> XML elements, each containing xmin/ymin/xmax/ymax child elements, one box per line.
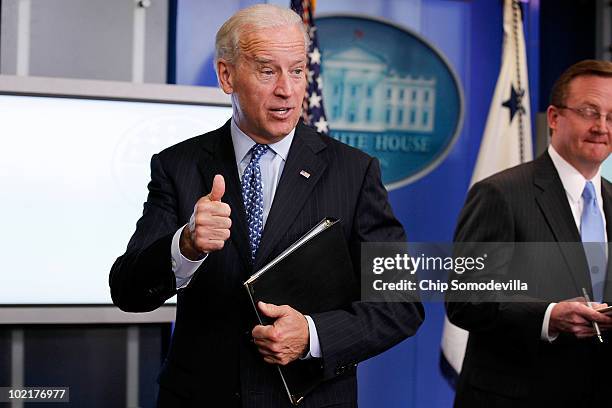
<box><xmin>584</xmin><ymin>139</ymin><xmax>608</xmax><ymax>145</ymax></box>
<box><xmin>269</xmin><ymin>107</ymin><xmax>293</xmax><ymax>118</ymax></box>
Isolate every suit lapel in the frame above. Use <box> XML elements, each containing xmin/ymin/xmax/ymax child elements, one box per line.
<box><xmin>601</xmin><ymin>179</ymin><xmax>612</xmax><ymax>301</ymax></box>
<box><xmin>196</xmin><ymin>120</ymin><xmax>252</xmax><ymax>272</ymax></box>
<box><xmin>533</xmin><ymin>153</ymin><xmax>592</xmax><ymax>295</ymax></box>
<box><xmin>255</xmin><ymin>123</ymin><xmax>328</xmax><ymax>269</ymax></box>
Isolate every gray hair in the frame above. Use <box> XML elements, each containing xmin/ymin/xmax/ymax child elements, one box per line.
<box><xmin>214</xmin><ymin>4</ymin><xmax>309</xmax><ymax>77</ymax></box>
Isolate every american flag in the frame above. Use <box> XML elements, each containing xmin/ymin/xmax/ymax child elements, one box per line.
<box><xmin>290</xmin><ymin>0</ymin><xmax>329</xmax><ymax>134</ymax></box>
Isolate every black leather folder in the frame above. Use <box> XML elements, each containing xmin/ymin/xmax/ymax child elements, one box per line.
<box><xmin>243</xmin><ymin>218</ymin><xmax>357</xmax><ymax>405</ymax></box>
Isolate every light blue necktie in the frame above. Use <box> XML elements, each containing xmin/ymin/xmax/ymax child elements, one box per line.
<box><xmin>580</xmin><ymin>181</ymin><xmax>607</xmax><ymax>302</ymax></box>
<box><xmin>241</xmin><ymin>144</ymin><xmax>269</xmax><ymax>261</ymax></box>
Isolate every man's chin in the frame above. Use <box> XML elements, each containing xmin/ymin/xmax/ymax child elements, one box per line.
<box><xmin>265</xmin><ymin>122</ymin><xmax>299</xmax><ymax>140</ymax></box>
<box><xmin>585</xmin><ymin>145</ymin><xmax>612</xmax><ymax>163</ymax></box>
<box><xmin>580</xmin><ymin>153</ymin><xmax>611</xmax><ymax>169</ymax></box>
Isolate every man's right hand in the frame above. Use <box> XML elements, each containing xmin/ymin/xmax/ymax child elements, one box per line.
<box><xmin>180</xmin><ymin>174</ymin><xmax>232</xmax><ymax>260</ymax></box>
<box><xmin>548</xmin><ymin>299</ymin><xmax>612</xmax><ymax>338</ymax></box>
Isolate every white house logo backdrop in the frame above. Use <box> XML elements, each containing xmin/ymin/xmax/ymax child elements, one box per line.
<box><xmin>317</xmin><ymin>16</ymin><xmax>463</xmax><ymax>189</ymax></box>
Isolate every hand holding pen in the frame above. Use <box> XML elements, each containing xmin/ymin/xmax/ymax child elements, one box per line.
<box><xmin>548</xmin><ymin>294</ymin><xmax>612</xmax><ymax>340</ymax></box>
<box><xmin>582</xmin><ymin>288</ymin><xmax>604</xmax><ymax>343</ymax></box>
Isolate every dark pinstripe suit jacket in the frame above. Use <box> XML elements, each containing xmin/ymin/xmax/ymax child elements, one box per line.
<box><xmin>447</xmin><ymin>153</ymin><xmax>612</xmax><ymax>408</ymax></box>
<box><xmin>110</xmin><ymin>120</ymin><xmax>424</xmax><ymax>407</ymax></box>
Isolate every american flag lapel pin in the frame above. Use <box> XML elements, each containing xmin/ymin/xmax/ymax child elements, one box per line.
<box><xmin>300</xmin><ymin>170</ymin><xmax>311</xmax><ymax>179</ymax></box>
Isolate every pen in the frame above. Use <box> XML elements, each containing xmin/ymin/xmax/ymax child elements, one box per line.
<box><xmin>581</xmin><ymin>287</ymin><xmax>604</xmax><ymax>343</ymax></box>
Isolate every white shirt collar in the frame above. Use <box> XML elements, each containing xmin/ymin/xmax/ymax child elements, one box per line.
<box><xmin>548</xmin><ymin>144</ymin><xmax>602</xmax><ymax>204</ymax></box>
<box><xmin>230</xmin><ymin>118</ymin><xmax>294</xmax><ymax>163</ymax></box>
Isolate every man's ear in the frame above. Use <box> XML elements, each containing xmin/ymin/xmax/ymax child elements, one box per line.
<box><xmin>547</xmin><ymin>105</ymin><xmax>559</xmax><ymax>134</ymax></box>
<box><xmin>217</xmin><ymin>59</ymin><xmax>234</xmax><ymax>95</ymax></box>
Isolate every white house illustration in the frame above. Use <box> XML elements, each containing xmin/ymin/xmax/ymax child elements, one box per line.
<box><xmin>322</xmin><ymin>45</ymin><xmax>436</xmax><ymax>133</ymax></box>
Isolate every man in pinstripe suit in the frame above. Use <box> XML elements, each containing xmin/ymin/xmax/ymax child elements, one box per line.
<box><xmin>447</xmin><ymin>60</ymin><xmax>612</xmax><ymax>407</ymax></box>
<box><xmin>110</xmin><ymin>4</ymin><xmax>423</xmax><ymax>407</ymax></box>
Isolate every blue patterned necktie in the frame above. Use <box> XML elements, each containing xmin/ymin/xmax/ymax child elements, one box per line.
<box><xmin>580</xmin><ymin>181</ymin><xmax>607</xmax><ymax>302</ymax></box>
<box><xmin>241</xmin><ymin>143</ymin><xmax>269</xmax><ymax>261</ymax></box>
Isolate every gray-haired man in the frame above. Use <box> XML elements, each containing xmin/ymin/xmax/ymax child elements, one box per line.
<box><xmin>111</xmin><ymin>4</ymin><xmax>423</xmax><ymax>407</ymax></box>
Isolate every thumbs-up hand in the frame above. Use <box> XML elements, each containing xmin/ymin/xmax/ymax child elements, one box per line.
<box><xmin>180</xmin><ymin>174</ymin><xmax>232</xmax><ymax>259</ymax></box>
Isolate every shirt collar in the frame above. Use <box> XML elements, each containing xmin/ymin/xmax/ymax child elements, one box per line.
<box><xmin>230</xmin><ymin>118</ymin><xmax>295</xmax><ymax>163</ymax></box>
<box><xmin>548</xmin><ymin>144</ymin><xmax>602</xmax><ymax>204</ymax></box>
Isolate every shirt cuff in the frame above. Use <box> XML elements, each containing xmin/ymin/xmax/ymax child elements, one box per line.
<box><xmin>300</xmin><ymin>315</ymin><xmax>321</xmax><ymax>360</ymax></box>
<box><xmin>171</xmin><ymin>224</ymin><xmax>207</xmax><ymax>289</ymax></box>
<box><xmin>541</xmin><ymin>302</ymin><xmax>559</xmax><ymax>342</ymax></box>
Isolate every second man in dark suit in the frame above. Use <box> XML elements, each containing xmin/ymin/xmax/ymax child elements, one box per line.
<box><xmin>447</xmin><ymin>60</ymin><xmax>612</xmax><ymax>407</ymax></box>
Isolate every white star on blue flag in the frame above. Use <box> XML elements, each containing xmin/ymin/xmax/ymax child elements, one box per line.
<box><xmin>290</xmin><ymin>0</ymin><xmax>329</xmax><ymax>135</ymax></box>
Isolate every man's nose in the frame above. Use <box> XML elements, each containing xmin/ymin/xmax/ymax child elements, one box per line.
<box><xmin>593</xmin><ymin>114</ymin><xmax>610</xmax><ymax>133</ymax></box>
<box><xmin>274</xmin><ymin>72</ymin><xmax>292</xmax><ymax>98</ymax></box>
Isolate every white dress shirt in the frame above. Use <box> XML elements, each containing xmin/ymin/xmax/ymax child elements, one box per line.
<box><xmin>169</xmin><ymin>118</ymin><xmax>321</xmax><ymax>358</ymax></box>
<box><xmin>540</xmin><ymin>145</ymin><xmax>607</xmax><ymax>341</ymax></box>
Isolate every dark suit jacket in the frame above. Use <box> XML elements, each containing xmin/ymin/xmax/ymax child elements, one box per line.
<box><xmin>110</xmin><ymin>120</ymin><xmax>424</xmax><ymax>407</ymax></box>
<box><xmin>447</xmin><ymin>152</ymin><xmax>612</xmax><ymax>408</ymax></box>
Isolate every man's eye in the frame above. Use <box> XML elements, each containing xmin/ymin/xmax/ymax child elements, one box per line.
<box><xmin>583</xmin><ymin>108</ymin><xmax>600</xmax><ymax>118</ymax></box>
<box><xmin>261</xmin><ymin>70</ymin><xmax>274</xmax><ymax>76</ymax></box>
<box><xmin>293</xmin><ymin>69</ymin><xmax>303</xmax><ymax>75</ymax></box>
